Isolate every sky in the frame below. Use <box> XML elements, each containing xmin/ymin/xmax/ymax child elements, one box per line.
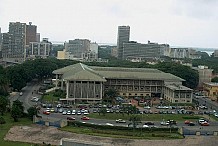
<box><xmin>0</xmin><ymin>0</ymin><xmax>218</xmax><ymax>48</ymax></box>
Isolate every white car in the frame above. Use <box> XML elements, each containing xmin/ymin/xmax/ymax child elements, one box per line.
<box><xmin>62</xmin><ymin>111</ymin><xmax>67</xmax><ymax>115</ymax></box>
<box><xmin>67</xmin><ymin>111</ymin><xmax>71</xmax><ymax>115</ymax></box>
<box><xmin>116</xmin><ymin>119</ymin><xmax>126</xmax><ymax>123</ymax></box>
<box><xmin>19</xmin><ymin>92</ymin><xmax>23</xmax><ymax>96</ymax></box>
<box><xmin>143</xmin><ymin>125</ymin><xmax>149</xmax><ymax>128</ymax></box>
<box><xmin>84</xmin><ymin>112</ymin><xmax>89</xmax><ymax>115</ymax></box>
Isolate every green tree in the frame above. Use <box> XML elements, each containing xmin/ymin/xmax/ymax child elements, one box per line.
<box><xmin>11</xmin><ymin>100</ymin><xmax>24</xmax><ymax>122</ymax></box>
<box><xmin>0</xmin><ymin>96</ymin><xmax>9</xmax><ymax>116</ymax></box>
<box><xmin>0</xmin><ymin>66</ymin><xmax>9</xmax><ymax>96</ymax></box>
<box><xmin>27</xmin><ymin>106</ymin><xmax>38</xmax><ymax>120</ymax></box>
<box><xmin>99</xmin><ymin>107</ymin><xmax>107</xmax><ymax>116</ymax></box>
<box><xmin>104</xmin><ymin>88</ymin><xmax>118</xmax><ymax>103</ymax></box>
<box><xmin>211</xmin><ymin>77</ymin><xmax>218</xmax><ymax>82</ymax></box>
<box><xmin>128</xmin><ymin>115</ymin><xmax>141</xmax><ymax>131</ymax></box>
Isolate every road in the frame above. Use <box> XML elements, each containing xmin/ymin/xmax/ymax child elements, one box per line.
<box><xmin>8</xmin><ymin>82</ymin><xmax>218</xmax><ymax>136</ymax></box>
<box><xmin>9</xmin><ymin>81</ymin><xmax>41</xmax><ymax>113</ymax></box>
<box><xmin>195</xmin><ymin>96</ymin><xmax>218</xmax><ymax>111</ymax></box>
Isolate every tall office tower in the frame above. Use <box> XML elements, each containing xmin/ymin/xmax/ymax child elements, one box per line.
<box><xmin>117</xmin><ymin>26</ymin><xmax>130</xmax><ymax>59</ymax></box>
<box><xmin>3</xmin><ymin>22</ymin><xmax>27</xmax><ymax>62</ymax></box>
<box><xmin>26</xmin><ymin>22</ymin><xmax>37</xmax><ymax>45</ymax></box>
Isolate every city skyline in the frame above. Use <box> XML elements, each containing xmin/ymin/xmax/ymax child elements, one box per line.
<box><xmin>1</xmin><ymin>0</ymin><xmax>218</xmax><ymax>48</ymax></box>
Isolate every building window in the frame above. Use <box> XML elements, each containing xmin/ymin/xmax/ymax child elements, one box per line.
<box><xmin>129</xmin><ymin>93</ymin><xmax>132</xmax><ymax>96</ymax></box>
<box><xmin>128</xmin><ymin>87</ymin><xmax>133</xmax><ymax>91</ymax></box>
<box><xmin>140</xmin><ymin>87</ymin><xmax>144</xmax><ymax>90</ymax></box>
<box><xmin>146</xmin><ymin>81</ymin><xmax>150</xmax><ymax>85</ymax></box>
<box><xmin>187</xmin><ymin>100</ymin><xmax>190</xmax><ymax>102</ymax></box>
<box><xmin>175</xmin><ymin>100</ymin><xmax>178</xmax><ymax>102</ymax></box>
<box><xmin>175</xmin><ymin>94</ymin><xmax>179</xmax><ymax>98</ymax></box>
<box><xmin>135</xmin><ymin>93</ymin><xmax>137</xmax><ymax>96</ymax></box>
<box><xmin>140</xmin><ymin>94</ymin><xmax>143</xmax><ymax>96</ymax></box>
<box><xmin>123</xmin><ymin>93</ymin><xmax>126</xmax><ymax>96</ymax></box>
<box><xmin>134</xmin><ymin>87</ymin><xmax>138</xmax><ymax>90</ymax></box>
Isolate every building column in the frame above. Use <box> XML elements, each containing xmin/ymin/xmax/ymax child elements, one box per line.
<box><xmin>100</xmin><ymin>82</ymin><xmax>103</xmax><ymax>99</ymax></box>
<box><xmin>81</xmin><ymin>81</ymin><xmax>83</xmax><ymax>99</ymax></box>
<box><xmin>74</xmin><ymin>81</ymin><xmax>76</xmax><ymax>104</ymax></box>
<box><xmin>61</xmin><ymin>79</ymin><xmax>64</xmax><ymax>90</ymax></box>
<box><xmin>66</xmin><ymin>81</ymin><xmax>69</xmax><ymax>99</ymax></box>
<box><xmin>55</xmin><ymin>74</ymin><xmax>58</xmax><ymax>88</ymax></box>
<box><xmin>94</xmin><ymin>81</ymin><xmax>96</xmax><ymax>98</ymax></box>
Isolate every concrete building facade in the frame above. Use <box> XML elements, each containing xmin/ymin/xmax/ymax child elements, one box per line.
<box><xmin>164</xmin><ymin>84</ymin><xmax>192</xmax><ymax>103</ymax></box>
<box><xmin>193</xmin><ymin>66</ymin><xmax>213</xmax><ymax>89</ymax></box>
<box><xmin>122</xmin><ymin>41</ymin><xmax>161</xmax><ymax>60</ymax></box>
<box><xmin>2</xmin><ymin>22</ymin><xmax>39</xmax><ymax>63</ymax></box>
<box><xmin>117</xmin><ymin>26</ymin><xmax>130</xmax><ymax>59</ymax></box>
<box><xmin>27</xmin><ymin>38</ymin><xmax>52</xmax><ymax>59</ymax></box>
<box><xmin>26</xmin><ymin>22</ymin><xmax>37</xmax><ymax>45</ymax></box>
<box><xmin>53</xmin><ymin>63</ymin><xmax>192</xmax><ymax>104</ymax></box>
<box><xmin>203</xmin><ymin>82</ymin><xmax>218</xmax><ymax>101</ymax></box>
<box><xmin>65</xmin><ymin>39</ymin><xmax>90</xmax><ymax>58</ymax></box>
<box><xmin>214</xmin><ymin>50</ymin><xmax>218</xmax><ymax>58</ymax></box>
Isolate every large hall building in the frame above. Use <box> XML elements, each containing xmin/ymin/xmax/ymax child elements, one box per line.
<box><xmin>53</xmin><ymin>63</ymin><xmax>193</xmax><ymax>104</ymax></box>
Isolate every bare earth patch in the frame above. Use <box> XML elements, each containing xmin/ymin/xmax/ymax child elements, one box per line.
<box><xmin>4</xmin><ymin>124</ymin><xmax>218</xmax><ymax>146</ymax></box>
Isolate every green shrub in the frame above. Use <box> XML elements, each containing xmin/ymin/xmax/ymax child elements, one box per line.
<box><xmin>0</xmin><ymin>117</ymin><xmax>6</xmax><ymax>124</ymax></box>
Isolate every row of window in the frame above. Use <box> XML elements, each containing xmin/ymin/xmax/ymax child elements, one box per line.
<box><xmin>108</xmin><ymin>80</ymin><xmax>162</xmax><ymax>85</ymax></box>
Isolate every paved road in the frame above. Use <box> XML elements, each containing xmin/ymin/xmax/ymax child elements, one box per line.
<box><xmin>195</xmin><ymin>97</ymin><xmax>218</xmax><ymax>111</ymax></box>
<box><xmin>9</xmin><ymin>81</ymin><xmax>41</xmax><ymax>112</ymax></box>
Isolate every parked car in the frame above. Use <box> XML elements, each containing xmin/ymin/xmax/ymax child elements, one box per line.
<box><xmin>81</xmin><ymin>116</ymin><xmax>90</xmax><ymax>120</ymax></box>
<box><xmin>188</xmin><ymin>122</ymin><xmax>195</xmax><ymax>126</ymax></box>
<box><xmin>43</xmin><ymin>111</ymin><xmax>50</xmax><ymax>115</ymax></box>
<box><xmin>184</xmin><ymin>120</ymin><xmax>191</xmax><ymax>124</ymax></box>
<box><xmin>144</xmin><ymin>122</ymin><xmax>154</xmax><ymax>125</ymax></box>
<box><xmin>116</xmin><ymin>119</ymin><xmax>126</xmax><ymax>123</ymax></box>
<box><xmin>62</xmin><ymin>111</ymin><xmax>67</xmax><ymax>115</ymax></box>
<box><xmin>67</xmin><ymin>116</ymin><xmax>75</xmax><ymax>120</ymax></box>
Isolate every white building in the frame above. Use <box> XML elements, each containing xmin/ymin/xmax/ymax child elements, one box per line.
<box><xmin>27</xmin><ymin>38</ymin><xmax>52</xmax><ymax>59</ymax></box>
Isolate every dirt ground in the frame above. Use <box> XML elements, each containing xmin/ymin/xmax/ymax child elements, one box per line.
<box><xmin>4</xmin><ymin>124</ymin><xmax>218</xmax><ymax>146</ymax></box>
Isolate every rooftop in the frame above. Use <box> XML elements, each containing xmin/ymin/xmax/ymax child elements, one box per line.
<box><xmin>53</xmin><ymin>63</ymin><xmax>185</xmax><ymax>82</ymax></box>
<box><xmin>204</xmin><ymin>82</ymin><xmax>218</xmax><ymax>87</ymax></box>
<box><xmin>165</xmin><ymin>84</ymin><xmax>192</xmax><ymax>91</ymax></box>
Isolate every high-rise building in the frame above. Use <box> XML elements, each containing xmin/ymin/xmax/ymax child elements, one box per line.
<box><xmin>0</xmin><ymin>27</ymin><xmax>2</xmax><ymax>58</ymax></box>
<box><xmin>117</xmin><ymin>26</ymin><xmax>130</xmax><ymax>59</ymax></box>
<box><xmin>26</xmin><ymin>22</ymin><xmax>37</xmax><ymax>45</ymax></box>
<box><xmin>2</xmin><ymin>22</ymin><xmax>38</xmax><ymax>63</ymax></box>
<box><xmin>2</xmin><ymin>22</ymin><xmax>26</xmax><ymax>62</ymax></box>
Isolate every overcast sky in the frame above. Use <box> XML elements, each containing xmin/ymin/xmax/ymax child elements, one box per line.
<box><xmin>1</xmin><ymin>0</ymin><xmax>218</xmax><ymax>48</ymax></box>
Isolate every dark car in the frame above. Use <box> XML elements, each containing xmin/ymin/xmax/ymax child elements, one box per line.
<box><xmin>188</xmin><ymin>122</ymin><xmax>195</xmax><ymax>126</ymax></box>
<box><xmin>167</xmin><ymin>120</ymin><xmax>177</xmax><ymax>125</ymax></box>
<box><xmin>67</xmin><ymin>116</ymin><xmax>75</xmax><ymax>120</ymax></box>
<box><xmin>144</xmin><ymin>122</ymin><xmax>154</xmax><ymax>125</ymax></box>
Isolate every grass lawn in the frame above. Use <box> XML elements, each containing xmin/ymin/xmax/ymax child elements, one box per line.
<box><xmin>0</xmin><ymin>113</ymin><xmax>32</xmax><ymax>146</ymax></box>
<box><xmin>88</xmin><ymin>113</ymin><xmax>202</xmax><ymax>121</ymax></box>
<box><xmin>41</xmin><ymin>92</ymin><xmax>59</xmax><ymax>102</ymax></box>
<box><xmin>209</xmin><ymin>115</ymin><xmax>218</xmax><ymax>121</ymax></box>
<box><xmin>61</xmin><ymin>125</ymin><xmax>183</xmax><ymax>140</ymax></box>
